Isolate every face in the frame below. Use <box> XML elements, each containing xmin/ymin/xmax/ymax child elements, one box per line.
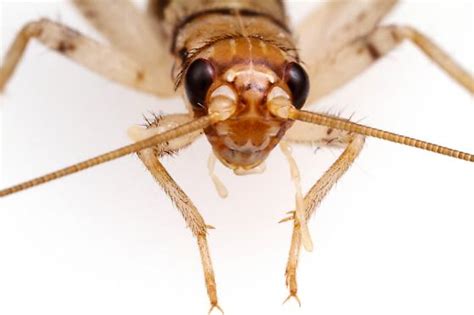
<box><xmin>183</xmin><ymin>38</ymin><xmax>309</xmax><ymax>173</ymax></box>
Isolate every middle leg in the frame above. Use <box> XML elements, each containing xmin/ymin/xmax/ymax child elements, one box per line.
<box><xmin>282</xmin><ymin>132</ymin><xmax>365</xmax><ymax>303</ymax></box>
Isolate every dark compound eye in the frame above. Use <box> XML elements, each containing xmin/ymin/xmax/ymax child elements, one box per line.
<box><xmin>184</xmin><ymin>58</ymin><xmax>215</xmax><ymax>109</ymax></box>
<box><xmin>283</xmin><ymin>62</ymin><xmax>310</xmax><ymax>109</ymax></box>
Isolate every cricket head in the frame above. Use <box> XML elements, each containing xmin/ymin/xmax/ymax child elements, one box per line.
<box><xmin>182</xmin><ymin>38</ymin><xmax>309</xmax><ymax>173</ymax></box>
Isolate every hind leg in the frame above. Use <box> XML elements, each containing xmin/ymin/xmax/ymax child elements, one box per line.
<box><xmin>304</xmin><ymin>26</ymin><xmax>473</xmax><ymax>105</ymax></box>
<box><xmin>0</xmin><ymin>19</ymin><xmax>171</xmax><ymax>96</ymax></box>
<box><xmin>73</xmin><ymin>0</ymin><xmax>174</xmax><ymax>96</ymax></box>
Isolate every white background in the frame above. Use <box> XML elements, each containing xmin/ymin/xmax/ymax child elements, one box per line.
<box><xmin>0</xmin><ymin>1</ymin><xmax>473</xmax><ymax>315</ymax></box>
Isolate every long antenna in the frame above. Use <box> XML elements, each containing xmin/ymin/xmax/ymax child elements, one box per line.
<box><xmin>290</xmin><ymin>109</ymin><xmax>473</xmax><ymax>162</ymax></box>
<box><xmin>2</xmin><ymin>106</ymin><xmax>472</xmax><ymax>198</ymax></box>
<box><xmin>0</xmin><ymin>115</ymin><xmax>215</xmax><ymax>198</ymax></box>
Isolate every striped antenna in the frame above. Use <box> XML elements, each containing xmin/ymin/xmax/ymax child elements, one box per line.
<box><xmin>290</xmin><ymin>109</ymin><xmax>474</xmax><ymax>162</ymax></box>
<box><xmin>0</xmin><ymin>115</ymin><xmax>215</xmax><ymax>198</ymax></box>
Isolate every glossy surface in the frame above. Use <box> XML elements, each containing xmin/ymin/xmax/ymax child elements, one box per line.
<box><xmin>0</xmin><ymin>1</ymin><xmax>473</xmax><ymax>315</ymax></box>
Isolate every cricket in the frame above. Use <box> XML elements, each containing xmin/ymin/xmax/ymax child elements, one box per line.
<box><xmin>0</xmin><ymin>0</ymin><xmax>473</xmax><ymax>314</ymax></box>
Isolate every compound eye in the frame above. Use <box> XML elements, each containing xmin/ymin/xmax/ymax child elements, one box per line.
<box><xmin>283</xmin><ymin>62</ymin><xmax>310</xmax><ymax>109</ymax></box>
<box><xmin>185</xmin><ymin>58</ymin><xmax>215</xmax><ymax>108</ymax></box>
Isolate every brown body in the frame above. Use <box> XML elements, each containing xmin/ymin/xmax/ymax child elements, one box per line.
<box><xmin>150</xmin><ymin>0</ymin><xmax>302</xmax><ymax>171</ymax></box>
<box><xmin>0</xmin><ymin>1</ymin><xmax>472</xmax><ymax>313</ymax></box>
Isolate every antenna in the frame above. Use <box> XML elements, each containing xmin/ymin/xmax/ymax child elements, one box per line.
<box><xmin>0</xmin><ymin>115</ymin><xmax>215</xmax><ymax>197</ymax></box>
<box><xmin>291</xmin><ymin>109</ymin><xmax>473</xmax><ymax>162</ymax></box>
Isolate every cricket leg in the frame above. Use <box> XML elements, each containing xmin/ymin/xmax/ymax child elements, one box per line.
<box><xmin>297</xmin><ymin>0</ymin><xmax>398</xmax><ymax>104</ymax></box>
<box><xmin>297</xmin><ymin>0</ymin><xmax>398</xmax><ymax>68</ymax></box>
<box><xmin>0</xmin><ymin>19</ymin><xmax>167</xmax><ymax>96</ymax></box>
<box><xmin>303</xmin><ymin>24</ymin><xmax>473</xmax><ymax>105</ymax></box>
<box><xmin>127</xmin><ymin>113</ymin><xmax>202</xmax><ymax>150</ymax></box>
<box><xmin>73</xmin><ymin>0</ymin><xmax>174</xmax><ymax>96</ymax></box>
<box><xmin>283</xmin><ymin>122</ymin><xmax>352</xmax><ymax>148</ymax></box>
<box><xmin>389</xmin><ymin>25</ymin><xmax>473</xmax><ymax>92</ymax></box>
<box><xmin>281</xmin><ymin>134</ymin><xmax>365</xmax><ymax>303</ymax></box>
<box><xmin>138</xmin><ymin>149</ymin><xmax>222</xmax><ymax>313</ymax></box>
<box><xmin>129</xmin><ymin>115</ymin><xmax>221</xmax><ymax>313</ymax></box>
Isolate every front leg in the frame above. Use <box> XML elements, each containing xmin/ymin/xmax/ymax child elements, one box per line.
<box><xmin>138</xmin><ymin>148</ymin><xmax>222</xmax><ymax>313</ymax></box>
<box><xmin>130</xmin><ymin>115</ymin><xmax>221</xmax><ymax>313</ymax></box>
<box><xmin>282</xmin><ymin>133</ymin><xmax>365</xmax><ymax>303</ymax></box>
